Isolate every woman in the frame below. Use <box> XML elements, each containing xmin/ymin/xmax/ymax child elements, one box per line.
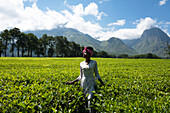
<box><xmin>66</xmin><ymin>46</ymin><xmax>105</xmax><ymax>113</ymax></box>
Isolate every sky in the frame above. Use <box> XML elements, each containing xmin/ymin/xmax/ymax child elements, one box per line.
<box><xmin>0</xmin><ymin>0</ymin><xmax>169</xmax><ymax>41</ymax></box>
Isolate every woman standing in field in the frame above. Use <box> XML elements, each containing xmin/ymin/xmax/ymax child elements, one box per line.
<box><xmin>66</xmin><ymin>46</ymin><xmax>105</xmax><ymax>113</ymax></box>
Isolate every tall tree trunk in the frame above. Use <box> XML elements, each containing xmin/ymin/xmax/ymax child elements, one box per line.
<box><xmin>0</xmin><ymin>46</ymin><xmax>1</xmax><ymax>57</ymax></box>
<box><xmin>5</xmin><ymin>40</ymin><xmax>7</xmax><ymax>57</ymax></box>
<box><xmin>12</xmin><ymin>44</ymin><xmax>14</xmax><ymax>57</ymax></box>
<box><xmin>5</xmin><ymin>49</ymin><xmax>6</xmax><ymax>57</ymax></box>
<box><xmin>28</xmin><ymin>48</ymin><xmax>30</xmax><ymax>57</ymax></box>
<box><xmin>17</xmin><ymin>47</ymin><xmax>20</xmax><ymax>57</ymax></box>
<box><xmin>0</xmin><ymin>41</ymin><xmax>1</xmax><ymax>57</ymax></box>
<box><xmin>31</xmin><ymin>49</ymin><xmax>32</xmax><ymax>57</ymax></box>
<box><xmin>22</xmin><ymin>49</ymin><xmax>24</xmax><ymax>57</ymax></box>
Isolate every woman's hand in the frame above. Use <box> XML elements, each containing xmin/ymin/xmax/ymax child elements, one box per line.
<box><xmin>66</xmin><ymin>81</ymin><xmax>73</xmax><ymax>85</ymax></box>
<box><xmin>66</xmin><ymin>79</ymin><xmax>79</xmax><ymax>85</ymax></box>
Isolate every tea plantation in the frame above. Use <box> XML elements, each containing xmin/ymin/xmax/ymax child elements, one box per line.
<box><xmin>0</xmin><ymin>58</ymin><xmax>169</xmax><ymax>112</ymax></box>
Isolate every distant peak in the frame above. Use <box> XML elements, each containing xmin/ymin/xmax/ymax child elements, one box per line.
<box><xmin>108</xmin><ymin>37</ymin><xmax>120</xmax><ymax>40</ymax></box>
<box><xmin>144</xmin><ymin>27</ymin><xmax>160</xmax><ymax>32</ymax></box>
<box><xmin>141</xmin><ymin>27</ymin><xmax>170</xmax><ymax>41</ymax></box>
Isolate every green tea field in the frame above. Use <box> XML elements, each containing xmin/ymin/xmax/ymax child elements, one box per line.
<box><xmin>0</xmin><ymin>58</ymin><xmax>169</xmax><ymax>112</ymax></box>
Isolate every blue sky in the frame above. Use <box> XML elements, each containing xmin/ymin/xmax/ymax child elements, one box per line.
<box><xmin>0</xmin><ymin>0</ymin><xmax>169</xmax><ymax>40</ymax></box>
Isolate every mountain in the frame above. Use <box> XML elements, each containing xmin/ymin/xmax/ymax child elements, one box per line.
<box><xmin>26</xmin><ymin>28</ymin><xmax>102</xmax><ymax>51</ymax></box>
<box><xmin>122</xmin><ymin>39</ymin><xmax>140</xmax><ymax>47</ymax></box>
<box><xmin>101</xmin><ymin>37</ymin><xmax>137</xmax><ymax>55</ymax></box>
<box><xmin>25</xmin><ymin>27</ymin><xmax>137</xmax><ymax>56</ymax></box>
<box><xmin>132</xmin><ymin>27</ymin><xmax>170</xmax><ymax>57</ymax></box>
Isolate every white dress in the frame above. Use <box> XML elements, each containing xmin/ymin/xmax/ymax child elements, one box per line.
<box><xmin>77</xmin><ymin>60</ymin><xmax>101</xmax><ymax>100</ymax></box>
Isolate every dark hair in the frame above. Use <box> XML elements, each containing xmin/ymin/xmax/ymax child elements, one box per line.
<box><xmin>86</xmin><ymin>46</ymin><xmax>94</xmax><ymax>51</ymax></box>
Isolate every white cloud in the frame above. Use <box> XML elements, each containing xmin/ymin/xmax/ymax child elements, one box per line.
<box><xmin>95</xmin><ymin>17</ymin><xmax>157</xmax><ymax>40</ymax></box>
<box><xmin>68</xmin><ymin>2</ymin><xmax>107</xmax><ymax>20</ymax></box>
<box><xmin>108</xmin><ymin>19</ymin><xmax>126</xmax><ymax>26</ymax></box>
<box><xmin>84</xmin><ymin>3</ymin><xmax>99</xmax><ymax>16</ymax></box>
<box><xmin>72</xmin><ymin>4</ymin><xmax>84</xmax><ymax>16</ymax></box>
<box><xmin>163</xmin><ymin>29</ymin><xmax>170</xmax><ymax>37</ymax></box>
<box><xmin>158</xmin><ymin>21</ymin><xmax>170</xmax><ymax>28</ymax></box>
<box><xmin>166</xmin><ymin>22</ymin><xmax>170</xmax><ymax>24</ymax></box>
<box><xmin>0</xmin><ymin>1</ymin><xmax>169</xmax><ymax>41</ymax></box>
<box><xmin>0</xmin><ymin>0</ymin><xmax>105</xmax><ymax>37</ymax></box>
<box><xmin>159</xmin><ymin>0</ymin><xmax>168</xmax><ymax>5</ymax></box>
<box><xmin>158</xmin><ymin>21</ymin><xmax>170</xmax><ymax>37</ymax></box>
<box><xmin>24</xmin><ymin>0</ymin><xmax>37</xmax><ymax>3</ymax></box>
<box><xmin>99</xmin><ymin>1</ymin><xmax>103</xmax><ymax>4</ymax></box>
<box><xmin>62</xmin><ymin>10</ymin><xmax>103</xmax><ymax>37</ymax></box>
<box><xmin>0</xmin><ymin>0</ymin><xmax>68</xmax><ymax>31</ymax></box>
<box><xmin>99</xmin><ymin>0</ymin><xmax>110</xmax><ymax>4</ymax></box>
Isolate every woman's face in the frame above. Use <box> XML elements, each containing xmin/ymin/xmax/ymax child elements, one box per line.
<box><xmin>83</xmin><ymin>50</ymin><xmax>91</xmax><ymax>58</ymax></box>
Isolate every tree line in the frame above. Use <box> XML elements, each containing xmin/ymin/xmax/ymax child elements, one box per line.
<box><xmin>1</xmin><ymin>27</ymin><xmax>168</xmax><ymax>58</ymax></box>
<box><xmin>0</xmin><ymin>27</ymin><xmax>114</xmax><ymax>57</ymax></box>
<box><xmin>0</xmin><ymin>28</ymin><xmax>85</xmax><ymax>57</ymax></box>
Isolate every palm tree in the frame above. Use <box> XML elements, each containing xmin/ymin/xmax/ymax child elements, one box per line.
<box><xmin>0</xmin><ymin>29</ymin><xmax>10</xmax><ymax>57</ymax></box>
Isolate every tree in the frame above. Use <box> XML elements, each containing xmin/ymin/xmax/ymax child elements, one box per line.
<box><xmin>62</xmin><ymin>37</ymin><xmax>70</xmax><ymax>57</ymax></box>
<box><xmin>27</xmin><ymin>33</ymin><xmax>38</xmax><ymax>57</ymax></box>
<box><xmin>9</xmin><ymin>28</ymin><xmax>21</xmax><ymax>57</ymax></box>
<box><xmin>16</xmin><ymin>33</ymin><xmax>22</xmax><ymax>57</ymax></box>
<box><xmin>40</xmin><ymin>34</ymin><xmax>49</xmax><ymax>57</ymax></box>
<box><xmin>97</xmin><ymin>51</ymin><xmax>108</xmax><ymax>58</ymax></box>
<box><xmin>54</xmin><ymin>36</ymin><xmax>64</xmax><ymax>57</ymax></box>
<box><xmin>34</xmin><ymin>39</ymin><xmax>42</xmax><ymax>57</ymax></box>
<box><xmin>118</xmin><ymin>54</ymin><xmax>128</xmax><ymax>58</ymax></box>
<box><xmin>19</xmin><ymin>33</ymin><xmax>27</xmax><ymax>57</ymax></box>
<box><xmin>0</xmin><ymin>38</ymin><xmax>4</xmax><ymax>57</ymax></box>
<box><xmin>0</xmin><ymin>29</ymin><xmax>10</xmax><ymax>57</ymax></box>
<box><xmin>31</xmin><ymin>35</ymin><xmax>39</xmax><ymax>57</ymax></box>
<box><xmin>48</xmin><ymin>45</ymin><xmax>54</xmax><ymax>57</ymax></box>
<box><xmin>69</xmin><ymin>41</ymin><xmax>81</xmax><ymax>57</ymax></box>
<box><xmin>48</xmin><ymin>36</ymin><xmax>55</xmax><ymax>57</ymax></box>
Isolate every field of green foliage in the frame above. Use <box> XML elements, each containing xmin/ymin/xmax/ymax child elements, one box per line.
<box><xmin>0</xmin><ymin>58</ymin><xmax>169</xmax><ymax>112</ymax></box>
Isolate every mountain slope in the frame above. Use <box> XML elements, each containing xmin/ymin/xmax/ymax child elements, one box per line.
<box><xmin>101</xmin><ymin>37</ymin><xmax>137</xmax><ymax>55</ymax></box>
<box><xmin>26</xmin><ymin>28</ymin><xmax>138</xmax><ymax>56</ymax></box>
<box><xmin>26</xmin><ymin>28</ymin><xmax>102</xmax><ymax>51</ymax></box>
<box><xmin>132</xmin><ymin>27</ymin><xmax>170</xmax><ymax>57</ymax></box>
<box><xmin>122</xmin><ymin>39</ymin><xmax>140</xmax><ymax>47</ymax></box>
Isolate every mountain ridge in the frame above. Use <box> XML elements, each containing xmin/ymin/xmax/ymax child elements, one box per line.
<box><xmin>132</xmin><ymin>27</ymin><xmax>170</xmax><ymax>57</ymax></box>
<box><xmin>25</xmin><ymin>27</ymin><xmax>137</xmax><ymax>56</ymax></box>
<box><xmin>25</xmin><ymin>27</ymin><xmax>170</xmax><ymax>57</ymax></box>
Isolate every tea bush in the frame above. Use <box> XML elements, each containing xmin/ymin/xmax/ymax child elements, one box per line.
<box><xmin>0</xmin><ymin>58</ymin><xmax>169</xmax><ymax>112</ymax></box>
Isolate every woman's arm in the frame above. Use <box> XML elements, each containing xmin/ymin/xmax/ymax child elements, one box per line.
<box><xmin>66</xmin><ymin>66</ymin><xmax>82</xmax><ymax>85</ymax></box>
<box><xmin>94</xmin><ymin>61</ymin><xmax>105</xmax><ymax>86</ymax></box>
<box><xmin>66</xmin><ymin>78</ymin><xmax>79</xmax><ymax>85</ymax></box>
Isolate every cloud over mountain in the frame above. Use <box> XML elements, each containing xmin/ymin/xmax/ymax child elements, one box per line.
<box><xmin>0</xmin><ymin>0</ymin><xmax>169</xmax><ymax>41</ymax></box>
